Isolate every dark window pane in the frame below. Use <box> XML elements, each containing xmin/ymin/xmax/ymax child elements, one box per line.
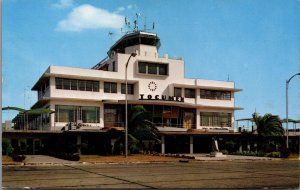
<box><xmin>112</xmin><ymin>61</ymin><xmax>116</xmax><ymax>72</ymax></box>
<box><xmin>128</xmin><ymin>84</ymin><xmax>134</xmax><ymax>94</ymax></box>
<box><xmin>174</xmin><ymin>88</ymin><xmax>182</xmax><ymax>97</ymax></box>
<box><xmin>200</xmin><ymin>112</ymin><xmax>232</xmax><ymax>127</ymax></box>
<box><xmin>139</xmin><ymin>62</ymin><xmax>146</xmax><ymax>73</ymax></box>
<box><xmin>104</xmin><ymin>104</ymin><xmax>123</xmax><ymax>127</ymax></box>
<box><xmin>200</xmin><ymin>89</ymin><xmax>205</xmax><ymax>98</ymax></box>
<box><xmin>121</xmin><ymin>83</ymin><xmax>126</xmax><ymax>94</ymax></box>
<box><xmin>104</xmin><ymin>82</ymin><xmax>110</xmax><ymax>93</ymax></box>
<box><xmin>45</xmin><ymin>79</ymin><xmax>50</xmax><ymax>89</ymax></box>
<box><xmin>71</xmin><ymin>79</ymin><xmax>78</xmax><ymax>90</ymax></box>
<box><xmin>121</xmin><ymin>83</ymin><xmax>134</xmax><ymax>94</ymax></box>
<box><xmin>224</xmin><ymin>91</ymin><xmax>231</xmax><ymax>100</ymax></box>
<box><xmin>82</xmin><ymin>106</ymin><xmax>98</xmax><ymax>123</ymax></box>
<box><xmin>56</xmin><ymin>78</ymin><xmax>63</xmax><ymax>89</ymax></box>
<box><xmin>148</xmin><ymin>63</ymin><xmax>157</xmax><ymax>74</ymax></box>
<box><xmin>78</xmin><ymin>80</ymin><xmax>85</xmax><ymax>91</ymax></box>
<box><xmin>200</xmin><ymin>89</ymin><xmax>231</xmax><ymax>100</ymax></box>
<box><xmin>111</xmin><ymin>83</ymin><xmax>117</xmax><ymax>93</ymax></box>
<box><xmin>86</xmin><ymin>81</ymin><xmax>93</xmax><ymax>91</ymax></box>
<box><xmin>159</xmin><ymin>64</ymin><xmax>168</xmax><ymax>75</ymax></box>
<box><xmin>63</xmin><ymin>79</ymin><xmax>70</xmax><ymax>90</ymax></box>
<box><xmin>93</xmin><ymin>81</ymin><xmax>99</xmax><ymax>91</ymax></box>
<box><xmin>56</xmin><ymin>105</ymin><xmax>75</xmax><ymax>122</ymax></box>
<box><xmin>185</xmin><ymin>88</ymin><xmax>195</xmax><ymax>98</ymax></box>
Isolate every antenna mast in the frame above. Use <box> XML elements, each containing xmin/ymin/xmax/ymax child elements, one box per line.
<box><xmin>121</xmin><ymin>13</ymin><xmax>156</xmax><ymax>33</ymax></box>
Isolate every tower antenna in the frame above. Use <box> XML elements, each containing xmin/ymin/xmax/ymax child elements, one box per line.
<box><xmin>121</xmin><ymin>14</ymin><xmax>156</xmax><ymax>33</ymax></box>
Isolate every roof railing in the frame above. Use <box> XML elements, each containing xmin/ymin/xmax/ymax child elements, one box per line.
<box><xmin>91</xmin><ymin>56</ymin><xmax>109</xmax><ymax>70</ymax></box>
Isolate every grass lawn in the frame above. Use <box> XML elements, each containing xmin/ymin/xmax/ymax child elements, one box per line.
<box><xmin>288</xmin><ymin>153</ymin><xmax>299</xmax><ymax>160</ymax></box>
<box><xmin>79</xmin><ymin>154</ymin><xmax>181</xmax><ymax>163</ymax></box>
<box><xmin>2</xmin><ymin>155</ymin><xmax>14</xmax><ymax>164</ymax></box>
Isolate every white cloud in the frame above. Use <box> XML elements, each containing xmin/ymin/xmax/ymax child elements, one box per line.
<box><xmin>52</xmin><ymin>0</ymin><xmax>74</xmax><ymax>9</ymax></box>
<box><xmin>56</xmin><ymin>4</ymin><xmax>124</xmax><ymax>32</ymax></box>
<box><xmin>127</xmin><ymin>5</ymin><xmax>133</xmax><ymax>9</ymax></box>
<box><xmin>114</xmin><ymin>6</ymin><xmax>125</xmax><ymax>14</ymax></box>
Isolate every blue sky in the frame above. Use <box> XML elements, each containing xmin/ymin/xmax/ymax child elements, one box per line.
<box><xmin>2</xmin><ymin>0</ymin><xmax>300</xmax><ymax>127</ymax></box>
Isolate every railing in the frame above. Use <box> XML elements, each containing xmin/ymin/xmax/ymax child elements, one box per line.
<box><xmin>104</xmin><ymin>122</ymin><xmax>125</xmax><ymax>128</ymax></box>
<box><xmin>91</xmin><ymin>56</ymin><xmax>109</xmax><ymax>70</ymax></box>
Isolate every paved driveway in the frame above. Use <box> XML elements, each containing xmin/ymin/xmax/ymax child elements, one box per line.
<box><xmin>3</xmin><ymin>159</ymin><xmax>299</xmax><ymax>189</ymax></box>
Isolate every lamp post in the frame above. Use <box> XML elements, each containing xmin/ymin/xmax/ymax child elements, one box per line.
<box><xmin>125</xmin><ymin>52</ymin><xmax>137</xmax><ymax>158</ymax></box>
<box><xmin>286</xmin><ymin>73</ymin><xmax>300</xmax><ymax>148</ymax></box>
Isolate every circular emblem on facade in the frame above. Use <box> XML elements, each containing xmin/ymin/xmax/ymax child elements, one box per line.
<box><xmin>148</xmin><ymin>81</ymin><xmax>157</xmax><ymax>92</ymax></box>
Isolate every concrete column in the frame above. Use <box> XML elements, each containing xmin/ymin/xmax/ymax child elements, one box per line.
<box><xmin>77</xmin><ymin>135</ymin><xmax>82</xmax><ymax>155</ymax></box>
<box><xmin>100</xmin><ymin>104</ymin><xmax>104</xmax><ymax>128</ymax></box>
<box><xmin>50</xmin><ymin>104</ymin><xmax>55</xmax><ymax>130</ymax></box>
<box><xmin>161</xmin><ymin>135</ymin><xmax>165</xmax><ymax>154</ymax></box>
<box><xmin>196</xmin><ymin>109</ymin><xmax>200</xmax><ymax>129</ymax></box>
<box><xmin>190</xmin><ymin>136</ymin><xmax>194</xmax><ymax>154</ymax></box>
<box><xmin>247</xmin><ymin>141</ymin><xmax>250</xmax><ymax>151</ymax></box>
<box><xmin>239</xmin><ymin>141</ymin><xmax>243</xmax><ymax>152</ymax></box>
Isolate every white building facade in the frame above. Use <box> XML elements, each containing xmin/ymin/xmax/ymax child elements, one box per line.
<box><xmin>26</xmin><ymin>31</ymin><xmax>241</xmax><ymax>135</ymax></box>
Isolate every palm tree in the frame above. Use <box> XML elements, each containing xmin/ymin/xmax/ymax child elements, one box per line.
<box><xmin>113</xmin><ymin>105</ymin><xmax>160</xmax><ymax>154</ymax></box>
<box><xmin>252</xmin><ymin>112</ymin><xmax>285</xmax><ymax>152</ymax></box>
<box><xmin>128</xmin><ymin>105</ymin><xmax>160</xmax><ymax>143</ymax></box>
<box><xmin>252</xmin><ymin>112</ymin><xmax>284</xmax><ymax>137</ymax></box>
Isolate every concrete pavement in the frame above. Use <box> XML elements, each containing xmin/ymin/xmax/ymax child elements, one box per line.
<box><xmin>3</xmin><ymin>153</ymin><xmax>284</xmax><ymax>166</ymax></box>
<box><xmin>3</xmin><ymin>159</ymin><xmax>299</xmax><ymax>189</ymax></box>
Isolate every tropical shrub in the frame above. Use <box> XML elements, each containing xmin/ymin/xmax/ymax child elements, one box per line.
<box><xmin>12</xmin><ymin>154</ymin><xmax>26</xmax><ymax>162</ymax></box>
<box><xmin>221</xmin><ymin>149</ymin><xmax>229</xmax><ymax>155</ymax></box>
<box><xmin>2</xmin><ymin>138</ymin><xmax>13</xmax><ymax>156</ymax></box>
<box><xmin>265</xmin><ymin>152</ymin><xmax>281</xmax><ymax>158</ymax></box>
<box><xmin>279</xmin><ymin>147</ymin><xmax>290</xmax><ymax>158</ymax></box>
<box><xmin>224</xmin><ymin>140</ymin><xmax>236</xmax><ymax>153</ymax></box>
<box><xmin>233</xmin><ymin>151</ymin><xmax>260</xmax><ymax>157</ymax></box>
<box><xmin>252</xmin><ymin>112</ymin><xmax>285</xmax><ymax>152</ymax></box>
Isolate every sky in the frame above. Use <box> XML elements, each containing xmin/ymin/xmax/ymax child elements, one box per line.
<box><xmin>2</xmin><ymin>0</ymin><xmax>300</xmax><ymax>127</ymax></box>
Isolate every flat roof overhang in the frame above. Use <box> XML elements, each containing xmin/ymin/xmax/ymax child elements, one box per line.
<box><xmin>159</xmin><ymin>131</ymin><xmax>242</xmax><ymax>136</ymax></box>
<box><xmin>31</xmin><ymin>97</ymin><xmax>242</xmax><ymax>110</ymax></box>
<box><xmin>173</xmin><ymin>83</ymin><xmax>242</xmax><ymax>92</ymax></box>
<box><xmin>31</xmin><ymin>98</ymin><xmax>50</xmax><ymax>109</ymax></box>
<box><xmin>32</xmin><ymin>73</ymin><xmax>139</xmax><ymax>91</ymax></box>
<box><xmin>31</xmin><ymin>97</ymin><xmax>103</xmax><ymax>109</ymax></box>
<box><xmin>32</xmin><ymin>73</ymin><xmax>51</xmax><ymax>91</ymax></box>
<box><xmin>103</xmin><ymin>99</ymin><xmax>243</xmax><ymax>110</ymax></box>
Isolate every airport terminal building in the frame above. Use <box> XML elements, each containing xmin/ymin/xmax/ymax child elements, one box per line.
<box><xmin>11</xmin><ymin>31</ymin><xmax>243</xmax><ymax>154</ymax></box>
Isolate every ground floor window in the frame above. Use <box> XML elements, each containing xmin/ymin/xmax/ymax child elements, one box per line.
<box><xmin>104</xmin><ymin>104</ymin><xmax>124</xmax><ymax>127</ymax></box>
<box><xmin>103</xmin><ymin>104</ymin><xmax>196</xmax><ymax>129</ymax></box>
<box><xmin>200</xmin><ymin>112</ymin><xmax>232</xmax><ymax>127</ymax></box>
<box><xmin>82</xmin><ymin>106</ymin><xmax>100</xmax><ymax>123</ymax></box>
<box><xmin>55</xmin><ymin>105</ymin><xmax>100</xmax><ymax>123</ymax></box>
<box><xmin>55</xmin><ymin>105</ymin><xmax>76</xmax><ymax>122</ymax></box>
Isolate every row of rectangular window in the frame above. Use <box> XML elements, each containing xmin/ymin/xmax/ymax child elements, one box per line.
<box><xmin>175</xmin><ymin>88</ymin><xmax>231</xmax><ymax>100</ymax></box>
<box><xmin>104</xmin><ymin>82</ymin><xmax>134</xmax><ymax>94</ymax></box>
<box><xmin>138</xmin><ymin>62</ymin><xmax>168</xmax><ymax>75</ymax></box>
<box><xmin>54</xmin><ymin>104</ymin><xmax>231</xmax><ymax>128</ymax></box>
<box><xmin>55</xmin><ymin>105</ymin><xmax>100</xmax><ymax>123</ymax></box>
<box><xmin>56</xmin><ymin>78</ymin><xmax>99</xmax><ymax>92</ymax></box>
<box><xmin>200</xmin><ymin>112</ymin><xmax>232</xmax><ymax>127</ymax></box>
<box><xmin>200</xmin><ymin>89</ymin><xmax>231</xmax><ymax>100</ymax></box>
<box><xmin>55</xmin><ymin>78</ymin><xmax>134</xmax><ymax>94</ymax></box>
<box><xmin>174</xmin><ymin>88</ymin><xmax>195</xmax><ymax>98</ymax></box>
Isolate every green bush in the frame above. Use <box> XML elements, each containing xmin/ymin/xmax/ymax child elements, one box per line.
<box><xmin>279</xmin><ymin>147</ymin><xmax>290</xmax><ymax>158</ymax></box>
<box><xmin>266</xmin><ymin>152</ymin><xmax>280</xmax><ymax>158</ymax></box>
<box><xmin>2</xmin><ymin>138</ymin><xmax>14</xmax><ymax>156</ymax></box>
<box><xmin>232</xmin><ymin>151</ymin><xmax>263</xmax><ymax>157</ymax></box>
<box><xmin>221</xmin><ymin>150</ymin><xmax>229</xmax><ymax>155</ymax></box>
